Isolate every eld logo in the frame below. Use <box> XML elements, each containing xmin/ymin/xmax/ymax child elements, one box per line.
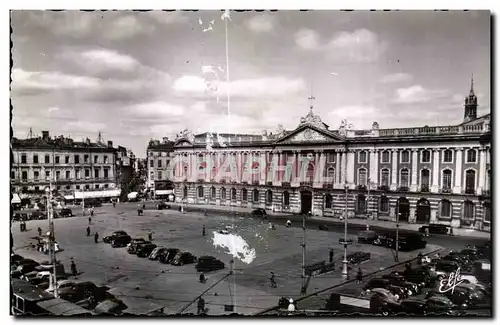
<box><xmin>438</xmin><ymin>267</ymin><xmax>465</xmax><ymax>294</ymax></box>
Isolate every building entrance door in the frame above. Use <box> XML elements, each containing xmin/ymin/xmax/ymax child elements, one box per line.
<box><xmin>300</xmin><ymin>190</ymin><xmax>312</xmax><ymax>215</ymax></box>
<box><xmin>416</xmin><ymin>198</ymin><xmax>431</xmax><ymax>224</ymax></box>
<box><xmin>397</xmin><ymin>197</ymin><xmax>410</xmax><ymax>222</ymax></box>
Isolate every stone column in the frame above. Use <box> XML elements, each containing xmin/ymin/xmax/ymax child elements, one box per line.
<box><xmin>340</xmin><ymin>151</ymin><xmax>346</xmax><ymax>186</ymax></box>
<box><xmin>260</xmin><ymin>151</ymin><xmax>267</xmax><ymax>185</ymax></box>
<box><xmin>205</xmin><ymin>153</ymin><xmax>211</xmax><ymax>183</ymax></box>
<box><xmin>191</xmin><ymin>153</ymin><xmax>197</xmax><ymax>183</ymax></box>
<box><xmin>431</xmin><ymin>149</ymin><xmax>440</xmax><ymax>193</ymax></box>
<box><xmin>369</xmin><ymin>149</ymin><xmax>378</xmax><ymax>187</ymax></box>
<box><xmin>277</xmin><ymin>152</ymin><xmax>282</xmax><ymax>183</ymax></box>
<box><xmin>292</xmin><ymin>151</ymin><xmax>299</xmax><ymax>185</ymax></box>
<box><xmin>335</xmin><ymin>151</ymin><xmax>341</xmax><ymax>186</ymax></box>
<box><xmin>346</xmin><ymin>150</ymin><xmax>355</xmax><ymax>188</ymax></box>
<box><xmin>477</xmin><ymin>147</ymin><xmax>487</xmax><ymax>195</ymax></box>
<box><xmin>410</xmin><ymin>149</ymin><xmax>418</xmax><ymax>192</ymax></box>
<box><xmin>314</xmin><ymin>151</ymin><xmax>325</xmax><ymax>187</ymax></box>
<box><xmin>390</xmin><ymin>149</ymin><xmax>398</xmax><ymax>191</ymax></box>
<box><xmin>453</xmin><ymin>147</ymin><xmax>463</xmax><ymax>194</ymax></box>
<box><xmin>215</xmin><ymin>153</ymin><xmax>221</xmax><ymax>182</ymax></box>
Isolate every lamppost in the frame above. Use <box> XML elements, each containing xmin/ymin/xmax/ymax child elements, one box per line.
<box><xmin>395</xmin><ymin>212</ymin><xmax>400</xmax><ymax>262</ymax></box>
<box><xmin>45</xmin><ymin>183</ymin><xmax>58</xmax><ymax>298</ymax></box>
<box><xmin>341</xmin><ymin>183</ymin><xmax>349</xmax><ymax>279</ymax></box>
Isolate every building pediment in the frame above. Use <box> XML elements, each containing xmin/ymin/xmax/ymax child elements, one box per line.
<box><xmin>174</xmin><ymin>139</ymin><xmax>193</xmax><ymax>147</ymax></box>
<box><xmin>275</xmin><ymin>125</ymin><xmax>343</xmax><ymax>144</ymax></box>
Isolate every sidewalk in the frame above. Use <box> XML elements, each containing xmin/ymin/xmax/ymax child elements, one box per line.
<box><xmin>166</xmin><ymin>202</ymin><xmax>490</xmax><ymax>239</ymax></box>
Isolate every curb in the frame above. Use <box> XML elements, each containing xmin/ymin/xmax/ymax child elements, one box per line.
<box><xmin>253</xmin><ymin>247</ymin><xmax>444</xmax><ymax>316</ymax></box>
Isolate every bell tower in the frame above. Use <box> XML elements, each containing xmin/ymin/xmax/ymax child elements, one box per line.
<box><xmin>464</xmin><ymin>74</ymin><xmax>478</xmax><ymax>122</ymax></box>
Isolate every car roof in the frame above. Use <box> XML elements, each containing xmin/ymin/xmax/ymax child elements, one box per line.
<box><xmin>199</xmin><ymin>256</ymin><xmax>215</xmax><ymax>259</ymax></box>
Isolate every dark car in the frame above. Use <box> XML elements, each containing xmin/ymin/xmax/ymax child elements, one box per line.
<box><xmin>426</xmin><ymin>288</ymin><xmax>473</xmax><ymax>308</ymax></box>
<box><xmin>159</xmin><ymin>248</ymin><xmax>180</xmax><ymax>264</ymax></box>
<box><xmin>347</xmin><ymin>252</ymin><xmax>371</xmax><ymax>265</ymax></box>
<box><xmin>195</xmin><ymin>256</ymin><xmax>225</xmax><ymax>272</ymax></box>
<box><xmin>137</xmin><ymin>243</ymin><xmax>158</xmax><ymax>258</ymax></box>
<box><xmin>459</xmin><ymin>249</ymin><xmax>482</xmax><ymax>261</ymax></box>
<box><xmin>11</xmin><ymin>254</ymin><xmax>25</xmax><ymax>265</ymax></box>
<box><xmin>171</xmin><ymin>252</ymin><xmax>197</xmax><ymax>266</ymax></box>
<box><xmin>363</xmin><ymin>278</ymin><xmax>392</xmax><ymax>292</ymax></box>
<box><xmin>149</xmin><ymin>247</ymin><xmax>167</xmax><ymax>260</ymax></box>
<box><xmin>251</xmin><ymin>208</ymin><xmax>267</xmax><ymax>218</ymax></box>
<box><xmin>357</xmin><ymin>230</ymin><xmax>377</xmax><ymax>244</ymax></box>
<box><xmin>157</xmin><ymin>202</ymin><xmax>171</xmax><ymax>210</ymax></box>
<box><xmin>84</xmin><ymin>200</ymin><xmax>102</xmax><ymax>208</ymax></box>
<box><xmin>31</xmin><ymin>210</ymin><xmax>47</xmax><ymax>220</ymax></box>
<box><xmin>127</xmin><ymin>238</ymin><xmax>149</xmax><ymax>254</ymax></box>
<box><xmin>386</xmin><ymin>285</ymin><xmax>408</xmax><ymax>300</ymax></box>
<box><xmin>56</xmin><ymin>208</ymin><xmax>73</xmax><ymax>218</ymax></box>
<box><xmin>402</xmin><ymin>269</ymin><xmax>434</xmax><ymax>288</ymax></box>
<box><xmin>103</xmin><ymin>231</ymin><xmax>129</xmax><ymax>243</ymax></box>
<box><xmin>372</xmin><ymin>233</ymin><xmax>390</xmax><ymax>246</ymax></box>
<box><xmin>418</xmin><ymin>223</ymin><xmax>449</xmax><ymax>235</ymax></box>
<box><xmin>111</xmin><ymin>235</ymin><xmax>132</xmax><ymax>248</ymax></box>
<box><xmin>382</xmin><ymin>274</ymin><xmax>420</xmax><ymax>295</ymax></box>
<box><xmin>397</xmin><ymin>298</ymin><xmax>427</xmax><ymax>315</ymax></box>
<box><xmin>443</xmin><ymin>253</ymin><xmax>473</xmax><ymax>269</ymax></box>
<box><xmin>11</xmin><ymin>263</ymin><xmax>39</xmax><ymax>278</ymax></box>
<box><xmin>425</xmin><ymin>295</ymin><xmax>464</xmax><ymax>316</ymax></box>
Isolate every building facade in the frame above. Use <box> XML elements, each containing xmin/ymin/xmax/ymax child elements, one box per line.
<box><xmin>146</xmin><ymin>138</ymin><xmax>175</xmax><ymax>197</ymax></box>
<box><xmin>11</xmin><ymin>131</ymin><xmax>121</xmax><ymax>202</ymax></box>
<box><xmin>169</xmin><ymin>82</ymin><xmax>491</xmax><ymax>231</ymax></box>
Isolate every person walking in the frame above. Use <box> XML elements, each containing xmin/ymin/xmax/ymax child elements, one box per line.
<box><xmin>90</xmin><ymin>207</ymin><xmax>94</xmax><ymax>217</ymax></box>
<box><xmin>94</xmin><ymin>232</ymin><xmax>99</xmax><ymax>243</ymax></box>
<box><xmin>137</xmin><ymin>204</ymin><xmax>142</xmax><ymax>216</ymax></box>
<box><xmin>37</xmin><ymin>227</ymin><xmax>42</xmax><ymax>237</ymax></box>
<box><xmin>356</xmin><ymin>268</ymin><xmax>363</xmax><ymax>284</ymax></box>
<box><xmin>88</xmin><ymin>216</ymin><xmax>92</xmax><ymax>225</ymax></box>
<box><xmin>197</xmin><ymin>297</ymin><xmax>205</xmax><ymax>315</ymax></box>
<box><xmin>113</xmin><ymin>201</ymin><xmax>116</xmax><ymax>208</ymax></box>
<box><xmin>202</xmin><ymin>225</ymin><xmax>206</xmax><ymax>236</ymax></box>
<box><xmin>329</xmin><ymin>248</ymin><xmax>334</xmax><ymax>264</ymax></box>
<box><xmin>86</xmin><ymin>226</ymin><xmax>91</xmax><ymax>237</ymax></box>
<box><xmin>148</xmin><ymin>231</ymin><xmax>153</xmax><ymax>241</ymax></box>
<box><xmin>270</xmin><ymin>272</ymin><xmax>277</xmax><ymax>288</ymax></box>
<box><xmin>417</xmin><ymin>252</ymin><xmax>423</xmax><ymax>265</ymax></box>
<box><xmin>70</xmin><ymin>259</ymin><xmax>78</xmax><ymax>277</ymax></box>
<box><xmin>199</xmin><ymin>272</ymin><xmax>206</xmax><ymax>284</ymax></box>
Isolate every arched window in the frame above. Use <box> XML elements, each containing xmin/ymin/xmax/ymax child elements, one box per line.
<box><xmin>463</xmin><ymin>201</ymin><xmax>475</xmax><ymax>223</ymax></box>
<box><xmin>231</xmin><ymin>188</ymin><xmax>237</xmax><ymax>200</ymax></box>
<box><xmin>465</xmin><ymin>170</ymin><xmax>476</xmax><ymax>194</ymax></box>
<box><xmin>400</xmin><ymin>168</ymin><xmax>409</xmax><ymax>188</ymax></box>
<box><xmin>306</xmin><ymin>163</ymin><xmax>315</xmax><ymax>182</ymax></box>
<box><xmin>283</xmin><ymin>191</ymin><xmax>290</xmax><ymax>206</ymax></box>
<box><xmin>327</xmin><ymin>168</ymin><xmax>335</xmax><ymax>184</ymax></box>
<box><xmin>442</xmin><ymin>169</ymin><xmax>452</xmax><ymax>190</ymax></box>
<box><xmin>210</xmin><ymin>186</ymin><xmax>216</xmax><ymax>199</ymax></box>
<box><xmin>381</xmin><ymin>169</ymin><xmax>390</xmax><ymax>186</ymax></box>
<box><xmin>466</xmin><ymin>149</ymin><xmax>477</xmax><ymax>163</ymax></box>
<box><xmin>325</xmin><ymin>194</ymin><xmax>333</xmax><ymax>209</ymax></box>
<box><xmin>421</xmin><ymin>150</ymin><xmax>431</xmax><ymax>163</ymax></box>
<box><xmin>183</xmin><ymin>165</ymin><xmax>188</xmax><ymax>177</ymax></box>
<box><xmin>253</xmin><ymin>189</ymin><xmax>259</xmax><ymax>203</ymax></box>
<box><xmin>242</xmin><ymin>188</ymin><xmax>248</xmax><ymax>201</ymax></box>
<box><xmin>358</xmin><ymin>168</ymin><xmax>367</xmax><ymax>186</ymax></box>
<box><xmin>421</xmin><ymin>169</ymin><xmax>430</xmax><ymax>191</ymax></box>
<box><xmin>221</xmin><ymin>187</ymin><xmax>226</xmax><ymax>200</ymax></box>
<box><xmin>197</xmin><ymin>186</ymin><xmax>204</xmax><ymax>198</ymax></box>
<box><xmin>443</xmin><ymin>149</ymin><xmax>453</xmax><ymax>163</ymax></box>
<box><xmin>440</xmin><ymin>199</ymin><xmax>452</xmax><ymax>218</ymax></box>
<box><xmin>484</xmin><ymin>203</ymin><xmax>491</xmax><ymax>223</ymax></box>
<box><xmin>358</xmin><ymin>151</ymin><xmax>367</xmax><ymax>163</ymax></box>
<box><xmin>356</xmin><ymin>194</ymin><xmax>366</xmax><ymax>213</ymax></box>
<box><xmin>379</xmin><ymin>196</ymin><xmax>389</xmax><ymax>213</ymax></box>
<box><xmin>266</xmin><ymin>190</ymin><xmax>273</xmax><ymax>205</ymax></box>
<box><xmin>183</xmin><ymin>186</ymin><xmax>188</xmax><ymax>198</ymax></box>
<box><xmin>400</xmin><ymin>150</ymin><xmax>410</xmax><ymax>163</ymax></box>
<box><xmin>381</xmin><ymin>150</ymin><xmax>391</xmax><ymax>163</ymax></box>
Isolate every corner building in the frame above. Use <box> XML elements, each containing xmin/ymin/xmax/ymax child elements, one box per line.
<box><xmin>170</xmin><ymin>83</ymin><xmax>491</xmax><ymax>231</ymax></box>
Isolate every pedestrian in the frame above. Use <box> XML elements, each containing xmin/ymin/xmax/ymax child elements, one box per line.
<box><xmin>449</xmin><ymin>227</ymin><xmax>454</xmax><ymax>236</ymax></box>
<box><xmin>329</xmin><ymin>248</ymin><xmax>334</xmax><ymax>264</ymax></box>
<box><xmin>178</xmin><ymin>206</ymin><xmax>182</xmax><ymax>212</ymax></box>
<box><xmin>197</xmin><ymin>297</ymin><xmax>205</xmax><ymax>315</ymax></box>
<box><xmin>88</xmin><ymin>216</ymin><xmax>92</xmax><ymax>225</ymax></box>
<box><xmin>405</xmin><ymin>262</ymin><xmax>412</xmax><ymax>273</ymax></box>
<box><xmin>19</xmin><ymin>221</ymin><xmax>24</xmax><ymax>232</ymax></box>
<box><xmin>37</xmin><ymin>227</ymin><xmax>42</xmax><ymax>237</ymax></box>
<box><xmin>286</xmin><ymin>220</ymin><xmax>291</xmax><ymax>227</ymax></box>
<box><xmin>270</xmin><ymin>272</ymin><xmax>277</xmax><ymax>288</ymax></box>
<box><xmin>137</xmin><ymin>204</ymin><xmax>142</xmax><ymax>216</ymax></box>
<box><xmin>90</xmin><ymin>207</ymin><xmax>94</xmax><ymax>217</ymax></box>
<box><xmin>287</xmin><ymin>298</ymin><xmax>296</xmax><ymax>313</ymax></box>
<box><xmin>86</xmin><ymin>226</ymin><xmax>91</xmax><ymax>237</ymax></box>
<box><xmin>356</xmin><ymin>268</ymin><xmax>363</xmax><ymax>284</ymax></box>
<box><xmin>113</xmin><ymin>201</ymin><xmax>116</xmax><ymax>208</ymax></box>
<box><xmin>204</xmin><ymin>209</ymin><xmax>208</xmax><ymax>216</ymax></box>
<box><xmin>417</xmin><ymin>252</ymin><xmax>423</xmax><ymax>265</ymax></box>
<box><xmin>143</xmin><ymin>204</ymin><xmax>146</xmax><ymax>210</ymax></box>
<box><xmin>202</xmin><ymin>225</ymin><xmax>206</xmax><ymax>236</ymax></box>
<box><xmin>199</xmin><ymin>272</ymin><xmax>206</xmax><ymax>284</ymax></box>
<box><xmin>70</xmin><ymin>259</ymin><xmax>78</xmax><ymax>276</ymax></box>
<box><xmin>148</xmin><ymin>231</ymin><xmax>153</xmax><ymax>241</ymax></box>
<box><xmin>94</xmin><ymin>232</ymin><xmax>99</xmax><ymax>243</ymax></box>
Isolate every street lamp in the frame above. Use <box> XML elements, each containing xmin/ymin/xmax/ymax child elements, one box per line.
<box><xmin>341</xmin><ymin>183</ymin><xmax>349</xmax><ymax>279</ymax></box>
<box><xmin>45</xmin><ymin>184</ymin><xmax>58</xmax><ymax>298</ymax></box>
<box><xmin>395</xmin><ymin>212</ymin><xmax>400</xmax><ymax>262</ymax></box>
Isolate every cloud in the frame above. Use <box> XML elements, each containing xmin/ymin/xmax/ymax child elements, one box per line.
<box><xmin>379</xmin><ymin>73</ymin><xmax>413</xmax><ymax>84</ymax></box>
<box><xmin>47</xmin><ymin>107</ymin><xmax>60</xmax><ymax>113</ymax></box>
<box><xmin>245</xmin><ymin>14</ymin><xmax>275</xmax><ymax>33</ymax></box>
<box><xmin>106</xmin><ymin>15</ymin><xmax>154</xmax><ymax>40</ymax></box>
<box><xmin>294</xmin><ymin>29</ymin><xmax>321</xmax><ymax>50</ymax></box>
<box><xmin>78</xmin><ymin>49</ymin><xmax>140</xmax><ymax>72</ymax></box>
<box><xmin>126</xmin><ymin>101</ymin><xmax>185</xmax><ymax>118</ymax></box>
<box><xmin>63</xmin><ymin>121</ymin><xmax>107</xmax><ymax>133</ymax></box>
<box><xmin>11</xmin><ymin>68</ymin><xmax>101</xmax><ymax>91</ymax></box>
<box><xmin>394</xmin><ymin>85</ymin><xmax>450</xmax><ymax>104</ymax></box>
<box><xmin>172</xmin><ymin>75</ymin><xmax>306</xmax><ymax>99</ymax></box>
<box><xmin>144</xmin><ymin>11</ymin><xmax>189</xmax><ymax>24</ymax></box>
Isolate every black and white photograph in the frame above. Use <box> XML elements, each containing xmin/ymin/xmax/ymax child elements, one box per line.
<box><xmin>9</xmin><ymin>7</ymin><xmax>492</xmax><ymax>318</ymax></box>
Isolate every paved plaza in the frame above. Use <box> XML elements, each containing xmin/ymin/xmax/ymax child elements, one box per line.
<box><xmin>13</xmin><ymin>203</ymin><xmax>441</xmax><ymax>315</ymax></box>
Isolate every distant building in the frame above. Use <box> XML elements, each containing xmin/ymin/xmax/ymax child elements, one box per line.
<box><xmin>146</xmin><ymin>137</ymin><xmax>175</xmax><ymax>198</ymax></box>
<box><xmin>168</xmin><ymin>79</ymin><xmax>492</xmax><ymax>231</ymax></box>
<box><xmin>116</xmin><ymin>146</ymin><xmax>137</xmax><ymax>198</ymax></box>
<box><xmin>11</xmin><ymin>131</ymin><xmax>121</xmax><ymax>203</ymax></box>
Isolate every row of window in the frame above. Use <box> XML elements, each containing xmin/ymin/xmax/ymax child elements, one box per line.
<box><xmin>15</xmin><ymin>168</ymin><xmax>111</xmax><ymax>181</ymax></box>
<box><xmin>16</xmin><ymin>183</ymin><xmax>111</xmax><ymax>193</ymax></box>
<box><xmin>149</xmin><ymin>159</ymin><xmax>171</xmax><ymax>168</ymax></box>
<box><xmin>18</xmin><ymin>154</ymin><xmax>110</xmax><ymax>165</ymax></box>
<box><xmin>187</xmin><ymin>186</ymin><xmax>289</xmax><ymax>205</ymax></box>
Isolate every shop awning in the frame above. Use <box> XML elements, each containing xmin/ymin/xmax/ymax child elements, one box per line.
<box><xmin>64</xmin><ymin>195</ymin><xmax>74</xmax><ymax>200</ymax></box>
<box><xmin>155</xmin><ymin>190</ymin><xmax>174</xmax><ymax>195</ymax></box>
<box><xmin>11</xmin><ymin>194</ymin><xmax>21</xmax><ymax>204</ymax></box>
<box><xmin>74</xmin><ymin>189</ymin><xmax>121</xmax><ymax>199</ymax></box>
<box><xmin>127</xmin><ymin>192</ymin><xmax>138</xmax><ymax>200</ymax></box>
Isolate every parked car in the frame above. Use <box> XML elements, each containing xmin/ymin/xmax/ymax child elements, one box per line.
<box><xmin>171</xmin><ymin>252</ymin><xmax>197</xmax><ymax>266</ymax></box>
<box><xmin>111</xmin><ymin>235</ymin><xmax>132</xmax><ymax>248</ymax></box>
<box><xmin>418</xmin><ymin>223</ymin><xmax>449</xmax><ymax>235</ymax></box>
<box><xmin>424</xmin><ymin>295</ymin><xmax>464</xmax><ymax>316</ymax></box>
<box><xmin>381</xmin><ymin>274</ymin><xmax>420</xmax><ymax>295</ymax></box>
<box><xmin>426</xmin><ymin>288</ymin><xmax>473</xmax><ymax>308</ymax></box>
<box><xmin>402</xmin><ymin>269</ymin><xmax>433</xmax><ymax>288</ymax></box>
<box><xmin>363</xmin><ymin>278</ymin><xmax>392</xmax><ymax>292</ymax></box>
<box><xmin>127</xmin><ymin>238</ymin><xmax>149</xmax><ymax>254</ymax></box>
<box><xmin>386</xmin><ymin>285</ymin><xmax>408</xmax><ymax>300</ymax></box>
<box><xmin>136</xmin><ymin>243</ymin><xmax>158</xmax><ymax>258</ymax></box>
<box><xmin>251</xmin><ymin>208</ymin><xmax>267</xmax><ymax>218</ymax></box>
<box><xmin>357</xmin><ymin>230</ymin><xmax>377</xmax><ymax>244</ymax></box>
<box><xmin>347</xmin><ymin>252</ymin><xmax>371</xmax><ymax>265</ymax></box>
<box><xmin>56</xmin><ymin>208</ymin><xmax>73</xmax><ymax>218</ymax></box>
<box><xmin>11</xmin><ymin>263</ymin><xmax>39</xmax><ymax>278</ymax></box>
<box><xmin>149</xmin><ymin>247</ymin><xmax>167</xmax><ymax>260</ymax></box>
<box><xmin>397</xmin><ymin>298</ymin><xmax>427</xmax><ymax>315</ymax></box>
<box><xmin>11</xmin><ymin>254</ymin><xmax>25</xmax><ymax>265</ymax></box>
<box><xmin>459</xmin><ymin>249</ymin><xmax>482</xmax><ymax>261</ymax></box>
<box><xmin>103</xmin><ymin>231</ymin><xmax>129</xmax><ymax>243</ymax></box>
<box><xmin>84</xmin><ymin>200</ymin><xmax>102</xmax><ymax>208</ymax></box>
<box><xmin>31</xmin><ymin>211</ymin><xmax>47</xmax><ymax>220</ymax></box>
<box><xmin>159</xmin><ymin>248</ymin><xmax>180</xmax><ymax>264</ymax></box>
<box><xmin>369</xmin><ymin>288</ymin><xmax>400</xmax><ymax>315</ymax></box>
<box><xmin>442</xmin><ymin>253</ymin><xmax>473</xmax><ymax>270</ymax></box>
<box><xmin>45</xmin><ymin>280</ymin><xmax>78</xmax><ymax>293</ymax></box>
<box><xmin>195</xmin><ymin>256</ymin><xmax>225</xmax><ymax>272</ymax></box>
<box><xmin>157</xmin><ymin>202</ymin><xmax>171</xmax><ymax>210</ymax></box>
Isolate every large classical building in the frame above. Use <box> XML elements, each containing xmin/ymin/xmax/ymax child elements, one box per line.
<box><xmin>168</xmin><ymin>82</ymin><xmax>491</xmax><ymax>231</ymax></box>
<box><xmin>11</xmin><ymin>131</ymin><xmax>121</xmax><ymax>202</ymax></box>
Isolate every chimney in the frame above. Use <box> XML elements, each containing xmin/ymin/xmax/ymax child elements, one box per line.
<box><xmin>42</xmin><ymin>131</ymin><xmax>50</xmax><ymax>140</ymax></box>
<box><xmin>107</xmin><ymin>141</ymin><xmax>113</xmax><ymax>148</ymax></box>
<box><xmin>162</xmin><ymin>137</ymin><xmax>169</xmax><ymax>143</ymax></box>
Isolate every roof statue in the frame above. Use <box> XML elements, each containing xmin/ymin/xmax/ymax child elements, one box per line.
<box><xmin>338</xmin><ymin>119</ymin><xmax>354</xmax><ymax>137</ymax></box>
<box><xmin>275</xmin><ymin>124</ymin><xmax>286</xmax><ymax>138</ymax></box>
<box><xmin>298</xmin><ymin>107</ymin><xmax>326</xmax><ymax>130</ymax></box>
<box><xmin>176</xmin><ymin>129</ymin><xmax>195</xmax><ymax>143</ymax></box>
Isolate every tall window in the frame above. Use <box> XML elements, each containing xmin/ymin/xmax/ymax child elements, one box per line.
<box><xmin>381</xmin><ymin>150</ymin><xmax>390</xmax><ymax>163</ymax></box>
<box><xmin>358</xmin><ymin>151</ymin><xmax>367</xmax><ymax>163</ymax></box>
<box><xmin>103</xmin><ymin>156</ymin><xmax>108</xmax><ymax>164</ymax></box>
<box><xmin>242</xmin><ymin>188</ymin><xmax>248</xmax><ymax>201</ymax></box>
<box><xmin>283</xmin><ymin>191</ymin><xmax>290</xmax><ymax>206</ymax></box>
<box><xmin>231</xmin><ymin>188</ymin><xmax>237</xmax><ymax>200</ymax></box>
<box><xmin>74</xmin><ymin>155</ymin><xmax>80</xmax><ymax>164</ymax></box>
<box><xmin>150</xmin><ymin>160</ymin><xmax>154</xmax><ymax>168</ymax></box>
<box><xmin>327</xmin><ymin>168</ymin><xmax>335</xmax><ymax>183</ymax></box>
<box><xmin>253</xmin><ymin>189</ymin><xmax>259</xmax><ymax>202</ymax></box>
<box><xmin>65</xmin><ymin>171</ymin><xmax>70</xmax><ymax>179</ymax></box>
<box><xmin>221</xmin><ymin>188</ymin><xmax>226</xmax><ymax>200</ymax></box>
<box><xmin>33</xmin><ymin>155</ymin><xmax>38</xmax><ymax>164</ymax></box>
<box><xmin>465</xmin><ymin>170</ymin><xmax>475</xmax><ymax>194</ymax></box>
<box><xmin>466</xmin><ymin>149</ymin><xmax>477</xmax><ymax>163</ymax></box>
<box><xmin>65</xmin><ymin>156</ymin><xmax>70</xmax><ymax>164</ymax></box>
<box><xmin>484</xmin><ymin>203</ymin><xmax>491</xmax><ymax>222</ymax></box>
<box><xmin>358</xmin><ymin>168</ymin><xmax>367</xmax><ymax>186</ymax></box>
<box><xmin>183</xmin><ymin>186</ymin><xmax>188</xmax><ymax>198</ymax></box>
<box><xmin>440</xmin><ymin>199</ymin><xmax>452</xmax><ymax>218</ymax></box>
<box><xmin>381</xmin><ymin>169</ymin><xmax>390</xmax><ymax>186</ymax></box>
<box><xmin>306</xmin><ymin>163</ymin><xmax>314</xmax><ymax>182</ymax></box>
<box><xmin>85</xmin><ymin>169</ymin><xmax>90</xmax><ymax>178</ymax></box>
<box><xmin>84</xmin><ymin>155</ymin><xmax>89</xmax><ymax>163</ymax></box>
<box><xmin>443</xmin><ymin>149</ymin><xmax>453</xmax><ymax>163</ymax></box>
<box><xmin>421</xmin><ymin>169</ymin><xmax>430</xmax><ymax>187</ymax></box>
<box><xmin>158</xmin><ymin>159</ymin><xmax>162</xmax><ymax>168</ymax></box>
<box><xmin>421</xmin><ymin>150</ymin><xmax>431</xmax><ymax>163</ymax></box>
<box><xmin>157</xmin><ymin>171</ymin><xmax>162</xmax><ymax>180</ymax></box>
<box><xmin>211</xmin><ymin>186</ymin><xmax>216</xmax><ymax>199</ymax></box>
<box><xmin>45</xmin><ymin>155</ymin><xmax>50</xmax><ymax>164</ymax></box>
<box><xmin>379</xmin><ymin>196</ymin><xmax>389</xmax><ymax>213</ymax></box>
<box><xmin>442</xmin><ymin>169</ymin><xmax>452</xmax><ymax>190</ymax></box>
<box><xmin>45</xmin><ymin>171</ymin><xmax>50</xmax><ymax>180</ymax></box>
<box><xmin>55</xmin><ymin>156</ymin><xmax>60</xmax><ymax>164</ymax></box>
<box><xmin>197</xmin><ymin>186</ymin><xmax>204</xmax><ymax>198</ymax></box>
<box><xmin>463</xmin><ymin>201</ymin><xmax>475</xmax><ymax>222</ymax></box>
<box><xmin>22</xmin><ymin>154</ymin><xmax>28</xmax><ymax>164</ymax></box>
<box><xmin>325</xmin><ymin>194</ymin><xmax>333</xmax><ymax>209</ymax></box>
<box><xmin>33</xmin><ymin>171</ymin><xmax>39</xmax><ymax>181</ymax></box>
<box><xmin>104</xmin><ymin>168</ymin><xmax>109</xmax><ymax>178</ymax></box>
<box><xmin>56</xmin><ymin>171</ymin><xmax>60</xmax><ymax>180</ymax></box>
<box><xmin>400</xmin><ymin>169</ymin><xmax>409</xmax><ymax>188</ymax></box>
<box><xmin>266</xmin><ymin>190</ymin><xmax>273</xmax><ymax>204</ymax></box>
<box><xmin>401</xmin><ymin>150</ymin><xmax>410</xmax><ymax>163</ymax></box>
<box><xmin>356</xmin><ymin>194</ymin><xmax>366</xmax><ymax>213</ymax></box>
<box><xmin>94</xmin><ymin>155</ymin><xmax>98</xmax><ymax>164</ymax></box>
<box><xmin>327</xmin><ymin>153</ymin><xmax>335</xmax><ymax>162</ymax></box>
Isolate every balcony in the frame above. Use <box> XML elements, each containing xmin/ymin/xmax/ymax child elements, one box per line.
<box><xmin>378</xmin><ymin>185</ymin><xmax>389</xmax><ymax>191</ymax></box>
<box><xmin>197</xmin><ymin>179</ymin><xmax>205</xmax><ymax>183</ymax></box>
<box><xmin>220</xmin><ymin>179</ymin><xmax>227</xmax><ymax>184</ymax></box>
<box><xmin>252</xmin><ymin>180</ymin><xmax>259</xmax><ymax>185</ymax></box>
<box><xmin>420</xmin><ymin>185</ymin><xmax>429</xmax><ymax>193</ymax></box>
<box><xmin>398</xmin><ymin>186</ymin><xmax>409</xmax><ymax>192</ymax></box>
<box><xmin>464</xmin><ymin>188</ymin><xmax>475</xmax><ymax>195</ymax></box>
<box><xmin>322</xmin><ymin>183</ymin><xmax>333</xmax><ymax>189</ymax></box>
<box><xmin>282</xmin><ymin>182</ymin><xmax>291</xmax><ymax>187</ymax></box>
<box><xmin>266</xmin><ymin>181</ymin><xmax>272</xmax><ymax>186</ymax></box>
<box><xmin>241</xmin><ymin>181</ymin><xmax>248</xmax><ymax>184</ymax></box>
<box><xmin>300</xmin><ymin>181</ymin><xmax>313</xmax><ymax>187</ymax></box>
<box><xmin>357</xmin><ymin>185</ymin><xmax>367</xmax><ymax>191</ymax></box>
<box><xmin>441</xmin><ymin>187</ymin><xmax>452</xmax><ymax>194</ymax></box>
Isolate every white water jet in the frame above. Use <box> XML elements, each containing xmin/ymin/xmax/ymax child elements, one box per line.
<box><xmin>212</xmin><ymin>231</ymin><xmax>256</xmax><ymax>264</ymax></box>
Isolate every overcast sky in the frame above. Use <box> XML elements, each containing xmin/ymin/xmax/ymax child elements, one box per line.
<box><xmin>10</xmin><ymin>10</ymin><xmax>490</xmax><ymax>156</ymax></box>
